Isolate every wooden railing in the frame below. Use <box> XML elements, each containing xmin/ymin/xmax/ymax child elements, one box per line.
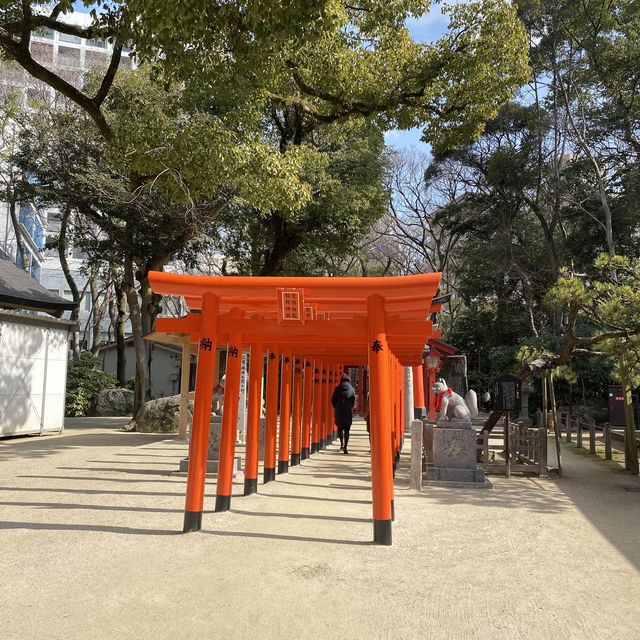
<box><xmin>476</xmin><ymin>423</ymin><xmax>547</xmax><ymax>476</ymax></box>
<box><xmin>558</xmin><ymin>411</ymin><xmax>615</xmax><ymax>461</ymax></box>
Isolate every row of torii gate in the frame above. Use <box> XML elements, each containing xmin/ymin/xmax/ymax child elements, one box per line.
<box><xmin>148</xmin><ymin>272</ymin><xmax>448</xmax><ymax>545</ymax></box>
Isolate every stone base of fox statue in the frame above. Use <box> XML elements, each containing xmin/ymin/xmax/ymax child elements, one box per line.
<box><xmin>424</xmin><ymin>417</ymin><xmax>491</xmax><ymax>488</ymax></box>
<box><xmin>179</xmin><ymin>415</ymin><xmax>242</xmax><ymax>475</ymax></box>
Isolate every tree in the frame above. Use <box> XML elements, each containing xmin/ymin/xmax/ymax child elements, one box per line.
<box><xmin>211</xmin><ymin>119</ymin><xmax>389</xmax><ymax>275</ymax></box>
<box><xmin>534</xmin><ymin>255</ymin><xmax>640</xmax><ymax>473</ymax></box>
<box><xmin>13</xmin><ymin>71</ymin><xmax>312</xmax><ymax>411</ymax></box>
<box><xmin>0</xmin><ymin>1</ymin><xmax>125</xmax><ymax>139</ymax></box>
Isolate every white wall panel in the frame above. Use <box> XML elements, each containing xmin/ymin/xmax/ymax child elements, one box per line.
<box><xmin>0</xmin><ymin>316</ymin><xmax>71</xmax><ymax>437</ymax></box>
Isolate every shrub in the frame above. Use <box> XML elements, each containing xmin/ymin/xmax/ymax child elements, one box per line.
<box><xmin>65</xmin><ymin>352</ymin><xmax>118</xmax><ymax>417</ymax></box>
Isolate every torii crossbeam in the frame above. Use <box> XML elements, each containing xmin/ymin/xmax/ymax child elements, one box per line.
<box><xmin>148</xmin><ymin>272</ymin><xmax>442</xmax><ymax>545</ymax></box>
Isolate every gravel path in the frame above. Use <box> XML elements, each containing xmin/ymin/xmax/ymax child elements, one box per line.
<box><xmin>1</xmin><ymin>418</ymin><xmax>639</xmax><ymax>640</ymax></box>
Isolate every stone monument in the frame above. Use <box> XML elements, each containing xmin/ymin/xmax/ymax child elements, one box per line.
<box><xmin>424</xmin><ymin>417</ymin><xmax>490</xmax><ymax>486</ymax></box>
<box><xmin>518</xmin><ymin>382</ymin><xmax>532</xmax><ymax>425</ymax></box>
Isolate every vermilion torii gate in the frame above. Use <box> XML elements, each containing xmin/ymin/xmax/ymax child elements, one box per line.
<box><xmin>148</xmin><ymin>272</ymin><xmax>442</xmax><ymax>545</ymax></box>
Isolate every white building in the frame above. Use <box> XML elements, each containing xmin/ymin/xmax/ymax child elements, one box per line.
<box><xmin>0</xmin><ymin>248</ymin><xmax>76</xmax><ymax>437</ymax></box>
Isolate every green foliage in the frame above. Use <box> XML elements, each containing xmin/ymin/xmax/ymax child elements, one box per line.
<box><xmin>212</xmin><ymin>119</ymin><xmax>389</xmax><ymax>275</ymax></box>
<box><xmin>65</xmin><ymin>353</ymin><xmax>118</xmax><ymax>417</ymax></box>
<box><xmin>122</xmin><ymin>0</ymin><xmax>529</xmax><ymax>153</ymax></box>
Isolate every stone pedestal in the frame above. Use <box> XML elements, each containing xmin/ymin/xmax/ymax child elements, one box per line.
<box><xmin>179</xmin><ymin>415</ymin><xmax>241</xmax><ymax>475</ymax></box>
<box><xmin>424</xmin><ymin>418</ymin><xmax>491</xmax><ymax>488</ymax></box>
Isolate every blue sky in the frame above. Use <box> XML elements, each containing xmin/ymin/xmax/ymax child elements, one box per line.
<box><xmin>72</xmin><ymin>2</ymin><xmax>449</xmax><ymax>152</ymax></box>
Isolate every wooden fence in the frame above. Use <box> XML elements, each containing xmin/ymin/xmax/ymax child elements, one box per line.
<box><xmin>476</xmin><ymin>423</ymin><xmax>547</xmax><ymax>476</ymax></box>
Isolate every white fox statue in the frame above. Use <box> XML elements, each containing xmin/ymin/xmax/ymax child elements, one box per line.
<box><xmin>431</xmin><ymin>378</ymin><xmax>478</xmax><ymax>421</ymax></box>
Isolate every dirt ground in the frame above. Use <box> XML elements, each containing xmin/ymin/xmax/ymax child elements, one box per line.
<box><xmin>1</xmin><ymin>417</ymin><xmax>639</xmax><ymax>640</ymax></box>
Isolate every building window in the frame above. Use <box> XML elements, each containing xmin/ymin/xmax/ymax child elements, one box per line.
<box><xmin>86</xmin><ymin>38</ymin><xmax>106</xmax><ymax>49</ymax></box>
<box><xmin>59</xmin><ymin>32</ymin><xmax>82</xmax><ymax>44</ymax></box>
<box><xmin>57</xmin><ymin>46</ymin><xmax>81</xmax><ymax>66</ymax></box>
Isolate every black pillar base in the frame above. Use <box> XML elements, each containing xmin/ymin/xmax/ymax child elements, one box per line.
<box><xmin>318</xmin><ymin>440</ymin><xmax>324</xmax><ymax>451</ymax></box>
<box><xmin>183</xmin><ymin>510</ymin><xmax>202</xmax><ymax>533</ymax></box>
<box><xmin>291</xmin><ymin>453</ymin><xmax>301</xmax><ymax>466</ymax></box>
<box><xmin>278</xmin><ymin>460</ymin><xmax>289</xmax><ymax>474</ymax></box>
<box><xmin>264</xmin><ymin>467</ymin><xmax>276</xmax><ymax>483</ymax></box>
<box><xmin>311</xmin><ymin>443</ymin><xmax>318</xmax><ymax>454</ymax></box>
<box><xmin>215</xmin><ymin>494</ymin><xmax>231</xmax><ymax>512</ymax></box>
<box><xmin>395</xmin><ymin>451</ymin><xmax>401</xmax><ymax>463</ymax></box>
<box><xmin>391</xmin><ymin>499</ymin><xmax>395</xmax><ymax>522</ymax></box>
<box><xmin>301</xmin><ymin>447</ymin><xmax>310</xmax><ymax>460</ymax></box>
<box><xmin>244</xmin><ymin>478</ymin><xmax>258</xmax><ymax>495</ymax></box>
<box><xmin>373</xmin><ymin>519</ymin><xmax>392</xmax><ymax>546</ymax></box>
<box><xmin>333</xmin><ymin>429</ymin><xmax>338</xmax><ymax>440</ymax></box>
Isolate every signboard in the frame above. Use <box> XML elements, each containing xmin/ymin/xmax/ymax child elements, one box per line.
<box><xmin>304</xmin><ymin>304</ymin><xmax>316</xmax><ymax>321</ymax></box>
<box><xmin>493</xmin><ymin>374</ymin><xmax>522</xmax><ymax>413</ymax></box>
<box><xmin>607</xmin><ymin>385</ymin><xmax>639</xmax><ymax>428</ymax></box>
<box><xmin>236</xmin><ymin>352</ymin><xmax>248</xmax><ymax>443</ymax></box>
<box><xmin>276</xmin><ymin>288</ymin><xmax>304</xmax><ymax>324</ymax></box>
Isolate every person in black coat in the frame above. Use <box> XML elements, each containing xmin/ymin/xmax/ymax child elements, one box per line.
<box><xmin>331</xmin><ymin>374</ymin><xmax>356</xmax><ymax>454</ymax></box>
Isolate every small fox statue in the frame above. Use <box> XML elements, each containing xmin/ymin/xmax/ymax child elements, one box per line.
<box><xmin>431</xmin><ymin>378</ymin><xmax>478</xmax><ymax>421</ymax></box>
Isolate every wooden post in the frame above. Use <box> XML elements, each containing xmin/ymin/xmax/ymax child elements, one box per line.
<box><xmin>576</xmin><ymin>416</ymin><xmax>582</xmax><ymax>448</ymax></box>
<box><xmin>183</xmin><ymin>292</ymin><xmax>219</xmax><ymax>533</ymax></box>
<box><xmin>263</xmin><ymin>348</ymin><xmax>280</xmax><ymax>483</ymax></box>
<box><xmin>318</xmin><ymin>365</ymin><xmax>327</xmax><ymax>450</ymax></box>
<box><xmin>548</xmin><ymin>371</ymin><xmax>562</xmax><ymax>477</ymax></box>
<box><xmin>178</xmin><ymin>341</ymin><xmax>193</xmax><ymax>439</ymax></box>
<box><xmin>589</xmin><ymin>421</ymin><xmax>596</xmax><ymax>455</ymax></box>
<box><xmin>301</xmin><ymin>359</ymin><xmax>313</xmax><ymax>460</ymax></box>
<box><xmin>290</xmin><ymin>356</ymin><xmax>303</xmax><ymax>466</ymax></box>
<box><xmin>277</xmin><ymin>349</ymin><xmax>293</xmax><ymax>474</ymax></box>
<box><xmin>566</xmin><ymin>413</ymin><xmax>572</xmax><ymax>444</ymax></box>
<box><xmin>541</xmin><ymin>375</ymin><xmax>548</xmax><ymax>429</ymax></box>
<box><xmin>505</xmin><ymin>413</ymin><xmax>511</xmax><ymax>478</ymax></box>
<box><xmin>243</xmin><ymin>343</ymin><xmax>263</xmax><ymax>495</ymax></box>
<box><xmin>412</xmin><ymin>365</ymin><xmax>426</xmax><ymax>419</ymax></box>
<box><xmin>368</xmin><ymin>294</ymin><xmax>393</xmax><ymax>545</ymax></box>
<box><xmin>604</xmin><ymin>422</ymin><xmax>612</xmax><ymax>461</ymax></box>
<box><xmin>215</xmin><ymin>323</ymin><xmax>244</xmax><ymax>512</ymax></box>
<box><xmin>539</xmin><ymin>426</ymin><xmax>548</xmax><ymax>472</ymax></box>
<box><xmin>311</xmin><ymin>361</ymin><xmax>322</xmax><ymax>453</ymax></box>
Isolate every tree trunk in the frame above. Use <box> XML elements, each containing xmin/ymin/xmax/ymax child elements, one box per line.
<box><xmin>137</xmin><ymin>261</ymin><xmax>165</xmax><ymax>399</ymax></box>
<box><xmin>124</xmin><ymin>255</ymin><xmax>149</xmax><ymax>415</ymax></box>
<box><xmin>58</xmin><ymin>206</ymin><xmax>81</xmax><ymax>360</ymax></box>
<box><xmin>114</xmin><ymin>280</ymin><xmax>128</xmax><ymax>387</ymax></box>
<box><xmin>259</xmin><ymin>212</ymin><xmax>300</xmax><ymax>276</ymax></box>
<box><xmin>548</xmin><ymin>371</ymin><xmax>563</xmax><ymax>477</ymax></box>
<box><xmin>8</xmin><ymin>200</ymin><xmax>29</xmax><ymax>272</ymax></box>
<box><xmin>619</xmin><ymin>355</ymin><xmax>639</xmax><ymax>475</ymax></box>
<box><xmin>89</xmin><ymin>272</ymin><xmax>107</xmax><ymax>356</ymax></box>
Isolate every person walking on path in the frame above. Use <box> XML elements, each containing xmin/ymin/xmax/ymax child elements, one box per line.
<box><xmin>331</xmin><ymin>373</ymin><xmax>356</xmax><ymax>454</ymax></box>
